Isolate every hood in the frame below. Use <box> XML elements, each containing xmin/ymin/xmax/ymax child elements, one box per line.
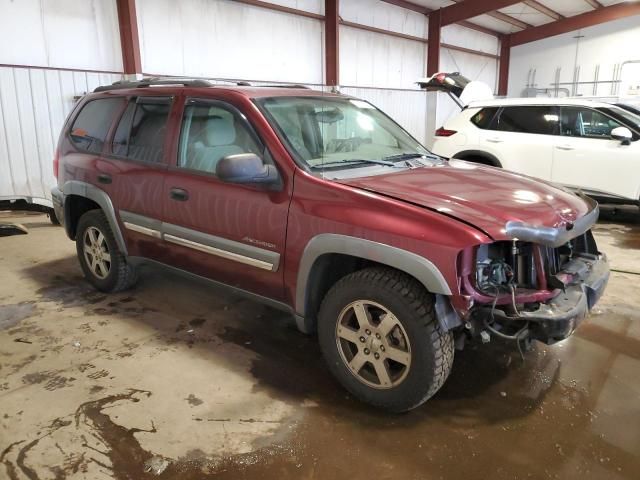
<box><xmin>339</xmin><ymin>160</ymin><xmax>593</xmax><ymax>242</ymax></box>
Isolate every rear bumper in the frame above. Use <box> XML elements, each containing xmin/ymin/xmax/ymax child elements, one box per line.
<box><xmin>478</xmin><ymin>254</ymin><xmax>609</xmax><ymax>344</ymax></box>
<box><xmin>51</xmin><ymin>186</ymin><xmax>65</xmax><ymax>227</ymax></box>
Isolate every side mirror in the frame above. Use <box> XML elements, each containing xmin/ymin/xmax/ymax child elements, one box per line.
<box><xmin>611</xmin><ymin>126</ymin><xmax>633</xmax><ymax>145</ymax></box>
<box><xmin>216</xmin><ymin>153</ymin><xmax>279</xmax><ymax>185</ymax></box>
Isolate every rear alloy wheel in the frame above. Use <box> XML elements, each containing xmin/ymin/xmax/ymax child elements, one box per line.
<box><xmin>76</xmin><ymin>210</ymin><xmax>137</xmax><ymax>293</ymax></box>
<box><xmin>318</xmin><ymin>267</ymin><xmax>454</xmax><ymax>412</ymax></box>
<box><xmin>82</xmin><ymin>226</ymin><xmax>111</xmax><ymax>279</ymax></box>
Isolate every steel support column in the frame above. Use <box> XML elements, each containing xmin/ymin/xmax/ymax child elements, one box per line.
<box><xmin>115</xmin><ymin>0</ymin><xmax>142</xmax><ymax>76</ymax></box>
<box><xmin>325</xmin><ymin>0</ymin><xmax>339</xmax><ymax>86</ymax></box>
<box><xmin>498</xmin><ymin>35</ymin><xmax>511</xmax><ymax>96</ymax></box>
<box><xmin>427</xmin><ymin>10</ymin><xmax>441</xmax><ymax>76</ymax></box>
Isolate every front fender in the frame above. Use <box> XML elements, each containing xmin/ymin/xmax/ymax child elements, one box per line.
<box><xmin>295</xmin><ymin>233</ymin><xmax>452</xmax><ymax>318</ymax></box>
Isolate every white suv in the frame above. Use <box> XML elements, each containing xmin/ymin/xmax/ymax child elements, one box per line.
<box><xmin>431</xmin><ymin>98</ymin><xmax>640</xmax><ymax>206</ymax></box>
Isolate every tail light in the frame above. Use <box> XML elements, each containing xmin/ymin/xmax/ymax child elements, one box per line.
<box><xmin>53</xmin><ymin>147</ymin><xmax>60</xmax><ymax>179</ymax></box>
<box><xmin>435</xmin><ymin>127</ymin><xmax>457</xmax><ymax>137</ymax></box>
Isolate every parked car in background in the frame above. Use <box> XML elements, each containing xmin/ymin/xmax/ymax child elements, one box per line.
<box><xmin>432</xmin><ymin>98</ymin><xmax>640</xmax><ymax>206</ymax></box>
<box><xmin>53</xmin><ymin>78</ymin><xmax>608</xmax><ymax>411</ymax></box>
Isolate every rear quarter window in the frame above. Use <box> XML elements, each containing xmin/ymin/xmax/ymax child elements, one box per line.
<box><xmin>495</xmin><ymin>106</ymin><xmax>559</xmax><ymax>135</ymax></box>
<box><xmin>470</xmin><ymin>108</ymin><xmax>498</xmax><ymax>129</ymax></box>
<box><xmin>69</xmin><ymin>98</ymin><xmax>124</xmax><ymax>153</ymax></box>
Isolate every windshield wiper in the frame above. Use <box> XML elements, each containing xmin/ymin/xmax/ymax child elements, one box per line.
<box><xmin>317</xmin><ymin>158</ymin><xmax>401</xmax><ymax>168</ymax></box>
<box><xmin>383</xmin><ymin>152</ymin><xmax>444</xmax><ymax>162</ymax></box>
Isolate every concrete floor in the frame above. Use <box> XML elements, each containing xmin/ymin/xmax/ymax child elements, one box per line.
<box><xmin>1</xmin><ymin>208</ymin><xmax>639</xmax><ymax>480</ymax></box>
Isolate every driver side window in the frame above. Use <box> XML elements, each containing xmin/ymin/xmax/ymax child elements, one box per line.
<box><xmin>178</xmin><ymin>101</ymin><xmax>263</xmax><ymax>174</ymax></box>
<box><xmin>560</xmin><ymin>107</ymin><xmax>623</xmax><ymax>139</ymax></box>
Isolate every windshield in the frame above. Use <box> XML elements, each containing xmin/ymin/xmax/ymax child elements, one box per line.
<box><xmin>600</xmin><ymin>106</ymin><xmax>640</xmax><ymax>132</ymax></box>
<box><xmin>258</xmin><ymin>96</ymin><xmax>431</xmax><ymax>172</ymax></box>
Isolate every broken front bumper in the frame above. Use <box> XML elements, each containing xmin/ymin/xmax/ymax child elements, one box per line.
<box><xmin>478</xmin><ymin>254</ymin><xmax>609</xmax><ymax>344</ymax></box>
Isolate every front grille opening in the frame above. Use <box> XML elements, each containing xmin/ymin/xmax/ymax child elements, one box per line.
<box><xmin>475</xmin><ymin>230</ymin><xmax>597</xmax><ymax>295</ymax></box>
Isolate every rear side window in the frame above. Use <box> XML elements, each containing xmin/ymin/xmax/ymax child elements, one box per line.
<box><xmin>69</xmin><ymin>98</ymin><xmax>124</xmax><ymax>153</ymax></box>
<box><xmin>495</xmin><ymin>106</ymin><xmax>559</xmax><ymax>135</ymax></box>
<box><xmin>470</xmin><ymin>108</ymin><xmax>498</xmax><ymax>129</ymax></box>
<box><xmin>111</xmin><ymin>97</ymin><xmax>172</xmax><ymax>163</ymax></box>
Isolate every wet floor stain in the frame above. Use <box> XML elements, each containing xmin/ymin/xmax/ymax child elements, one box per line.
<box><xmin>184</xmin><ymin>394</ymin><xmax>204</xmax><ymax>407</ymax></box>
<box><xmin>0</xmin><ymin>302</ymin><xmax>36</xmax><ymax>330</ymax></box>
<box><xmin>3</xmin><ymin>216</ymin><xmax>640</xmax><ymax>479</ymax></box>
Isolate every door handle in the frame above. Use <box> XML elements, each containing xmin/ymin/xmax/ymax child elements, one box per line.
<box><xmin>169</xmin><ymin>188</ymin><xmax>189</xmax><ymax>201</ymax></box>
<box><xmin>97</xmin><ymin>173</ymin><xmax>112</xmax><ymax>184</ymax></box>
<box><xmin>487</xmin><ymin>137</ymin><xmax>504</xmax><ymax>143</ymax></box>
<box><xmin>556</xmin><ymin>144</ymin><xmax>575</xmax><ymax>151</ymax></box>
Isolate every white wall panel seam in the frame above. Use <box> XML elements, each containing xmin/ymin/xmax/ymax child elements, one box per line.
<box><xmin>27</xmin><ymin>69</ymin><xmax>46</xmax><ymax>199</ymax></box>
<box><xmin>12</xmin><ymin>68</ymin><xmax>36</xmax><ymax>199</ymax></box>
<box><xmin>0</xmin><ymin>88</ymin><xmax>16</xmax><ymax>196</ymax></box>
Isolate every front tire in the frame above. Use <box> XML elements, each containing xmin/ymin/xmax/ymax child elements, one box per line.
<box><xmin>318</xmin><ymin>267</ymin><xmax>454</xmax><ymax>412</ymax></box>
<box><xmin>75</xmin><ymin>210</ymin><xmax>137</xmax><ymax>293</ymax></box>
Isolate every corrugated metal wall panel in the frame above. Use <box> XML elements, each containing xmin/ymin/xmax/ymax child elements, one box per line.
<box><xmin>0</xmin><ymin>0</ymin><xmax>122</xmax><ymax>71</ymax></box>
<box><xmin>340</xmin><ymin>25</ymin><xmax>426</xmax><ymax>90</ymax></box>
<box><xmin>267</xmin><ymin>0</ymin><xmax>324</xmax><ymax>15</ymax></box>
<box><xmin>0</xmin><ymin>66</ymin><xmax>122</xmax><ymax>204</ymax></box>
<box><xmin>340</xmin><ymin>0</ymin><xmax>426</xmax><ymax>38</ymax></box>
<box><xmin>136</xmin><ymin>0</ymin><xmax>324</xmax><ymax>84</ymax></box>
<box><xmin>340</xmin><ymin>87</ymin><xmax>428</xmax><ymax>145</ymax></box>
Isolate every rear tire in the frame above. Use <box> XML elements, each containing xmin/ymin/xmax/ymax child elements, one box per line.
<box><xmin>75</xmin><ymin>210</ymin><xmax>137</xmax><ymax>293</ymax></box>
<box><xmin>317</xmin><ymin>267</ymin><xmax>454</xmax><ymax>412</ymax></box>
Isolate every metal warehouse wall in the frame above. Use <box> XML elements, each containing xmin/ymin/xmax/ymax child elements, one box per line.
<box><xmin>136</xmin><ymin>0</ymin><xmax>324</xmax><ymax>84</ymax></box>
<box><xmin>0</xmin><ymin>0</ymin><xmax>501</xmax><ymax>204</ymax></box>
<box><xmin>0</xmin><ymin>0</ymin><xmax>123</xmax><ymax>205</ymax></box>
<box><xmin>0</xmin><ymin>0</ymin><xmax>122</xmax><ymax>71</ymax></box>
<box><xmin>508</xmin><ymin>14</ymin><xmax>640</xmax><ymax>100</ymax></box>
<box><xmin>0</xmin><ymin>67</ymin><xmax>122</xmax><ymax>204</ymax></box>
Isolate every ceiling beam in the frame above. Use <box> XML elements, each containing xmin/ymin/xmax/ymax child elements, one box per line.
<box><xmin>379</xmin><ymin>0</ymin><xmax>425</xmax><ymax>14</ymax></box>
<box><xmin>487</xmin><ymin>10</ymin><xmax>532</xmax><ymax>29</ymax></box>
<box><xmin>523</xmin><ymin>0</ymin><xmax>563</xmax><ymax>20</ymax></box>
<box><xmin>583</xmin><ymin>0</ymin><xmax>603</xmax><ymax>9</ymax></box>
<box><xmin>379</xmin><ymin>0</ymin><xmax>501</xmax><ymax>36</ymax></box>
<box><xmin>457</xmin><ymin>20</ymin><xmax>503</xmax><ymax>37</ymax></box>
<box><xmin>449</xmin><ymin>0</ymin><xmax>531</xmax><ymax>30</ymax></box>
<box><xmin>440</xmin><ymin>0</ymin><xmax>525</xmax><ymax>26</ymax></box>
<box><xmin>511</xmin><ymin>1</ymin><xmax>640</xmax><ymax>46</ymax></box>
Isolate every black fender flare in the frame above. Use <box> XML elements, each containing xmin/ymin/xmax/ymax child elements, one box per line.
<box><xmin>61</xmin><ymin>180</ymin><xmax>128</xmax><ymax>255</ymax></box>
<box><xmin>452</xmin><ymin>150</ymin><xmax>502</xmax><ymax>168</ymax></box>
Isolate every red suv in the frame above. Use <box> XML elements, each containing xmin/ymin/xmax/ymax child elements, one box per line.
<box><xmin>52</xmin><ymin>78</ymin><xmax>609</xmax><ymax>412</ymax></box>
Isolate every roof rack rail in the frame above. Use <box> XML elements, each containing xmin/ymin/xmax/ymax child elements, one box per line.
<box><xmin>261</xmin><ymin>84</ymin><xmax>311</xmax><ymax>89</ymax></box>
<box><xmin>94</xmin><ymin>77</ymin><xmax>212</xmax><ymax>92</ymax></box>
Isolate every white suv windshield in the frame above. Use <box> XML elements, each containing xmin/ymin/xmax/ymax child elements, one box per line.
<box><xmin>258</xmin><ymin>96</ymin><xmax>432</xmax><ymax>171</ymax></box>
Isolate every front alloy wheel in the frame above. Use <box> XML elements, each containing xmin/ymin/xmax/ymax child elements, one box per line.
<box><xmin>318</xmin><ymin>267</ymin><xmax>454</xmax><ymax>412</ymax></box>
<box><xmin>336</xmin><ymin>300</ymin><xmax>411</xmax><ymax>389</ymax></box>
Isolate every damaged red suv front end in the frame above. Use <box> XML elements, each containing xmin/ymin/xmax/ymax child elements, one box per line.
<box><xmin>342</xmin><ymin>159</ymin><xmax>609</xmax><ymax>347</ymax></box>
<box><xmin>458</xmin><ymin>196</ymin><xmax>608</xmax><ymax>344</ymax></box>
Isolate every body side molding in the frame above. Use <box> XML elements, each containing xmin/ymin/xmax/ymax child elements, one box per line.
<box><xmin>62</xmin><ymin>180</ymin><xmax>128</xmax><ymax>255</ymax></box>
<box><xmin>295</xmin><ymin>234</ymin><xmax>452</xmax><ymax>317</ymax></box>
